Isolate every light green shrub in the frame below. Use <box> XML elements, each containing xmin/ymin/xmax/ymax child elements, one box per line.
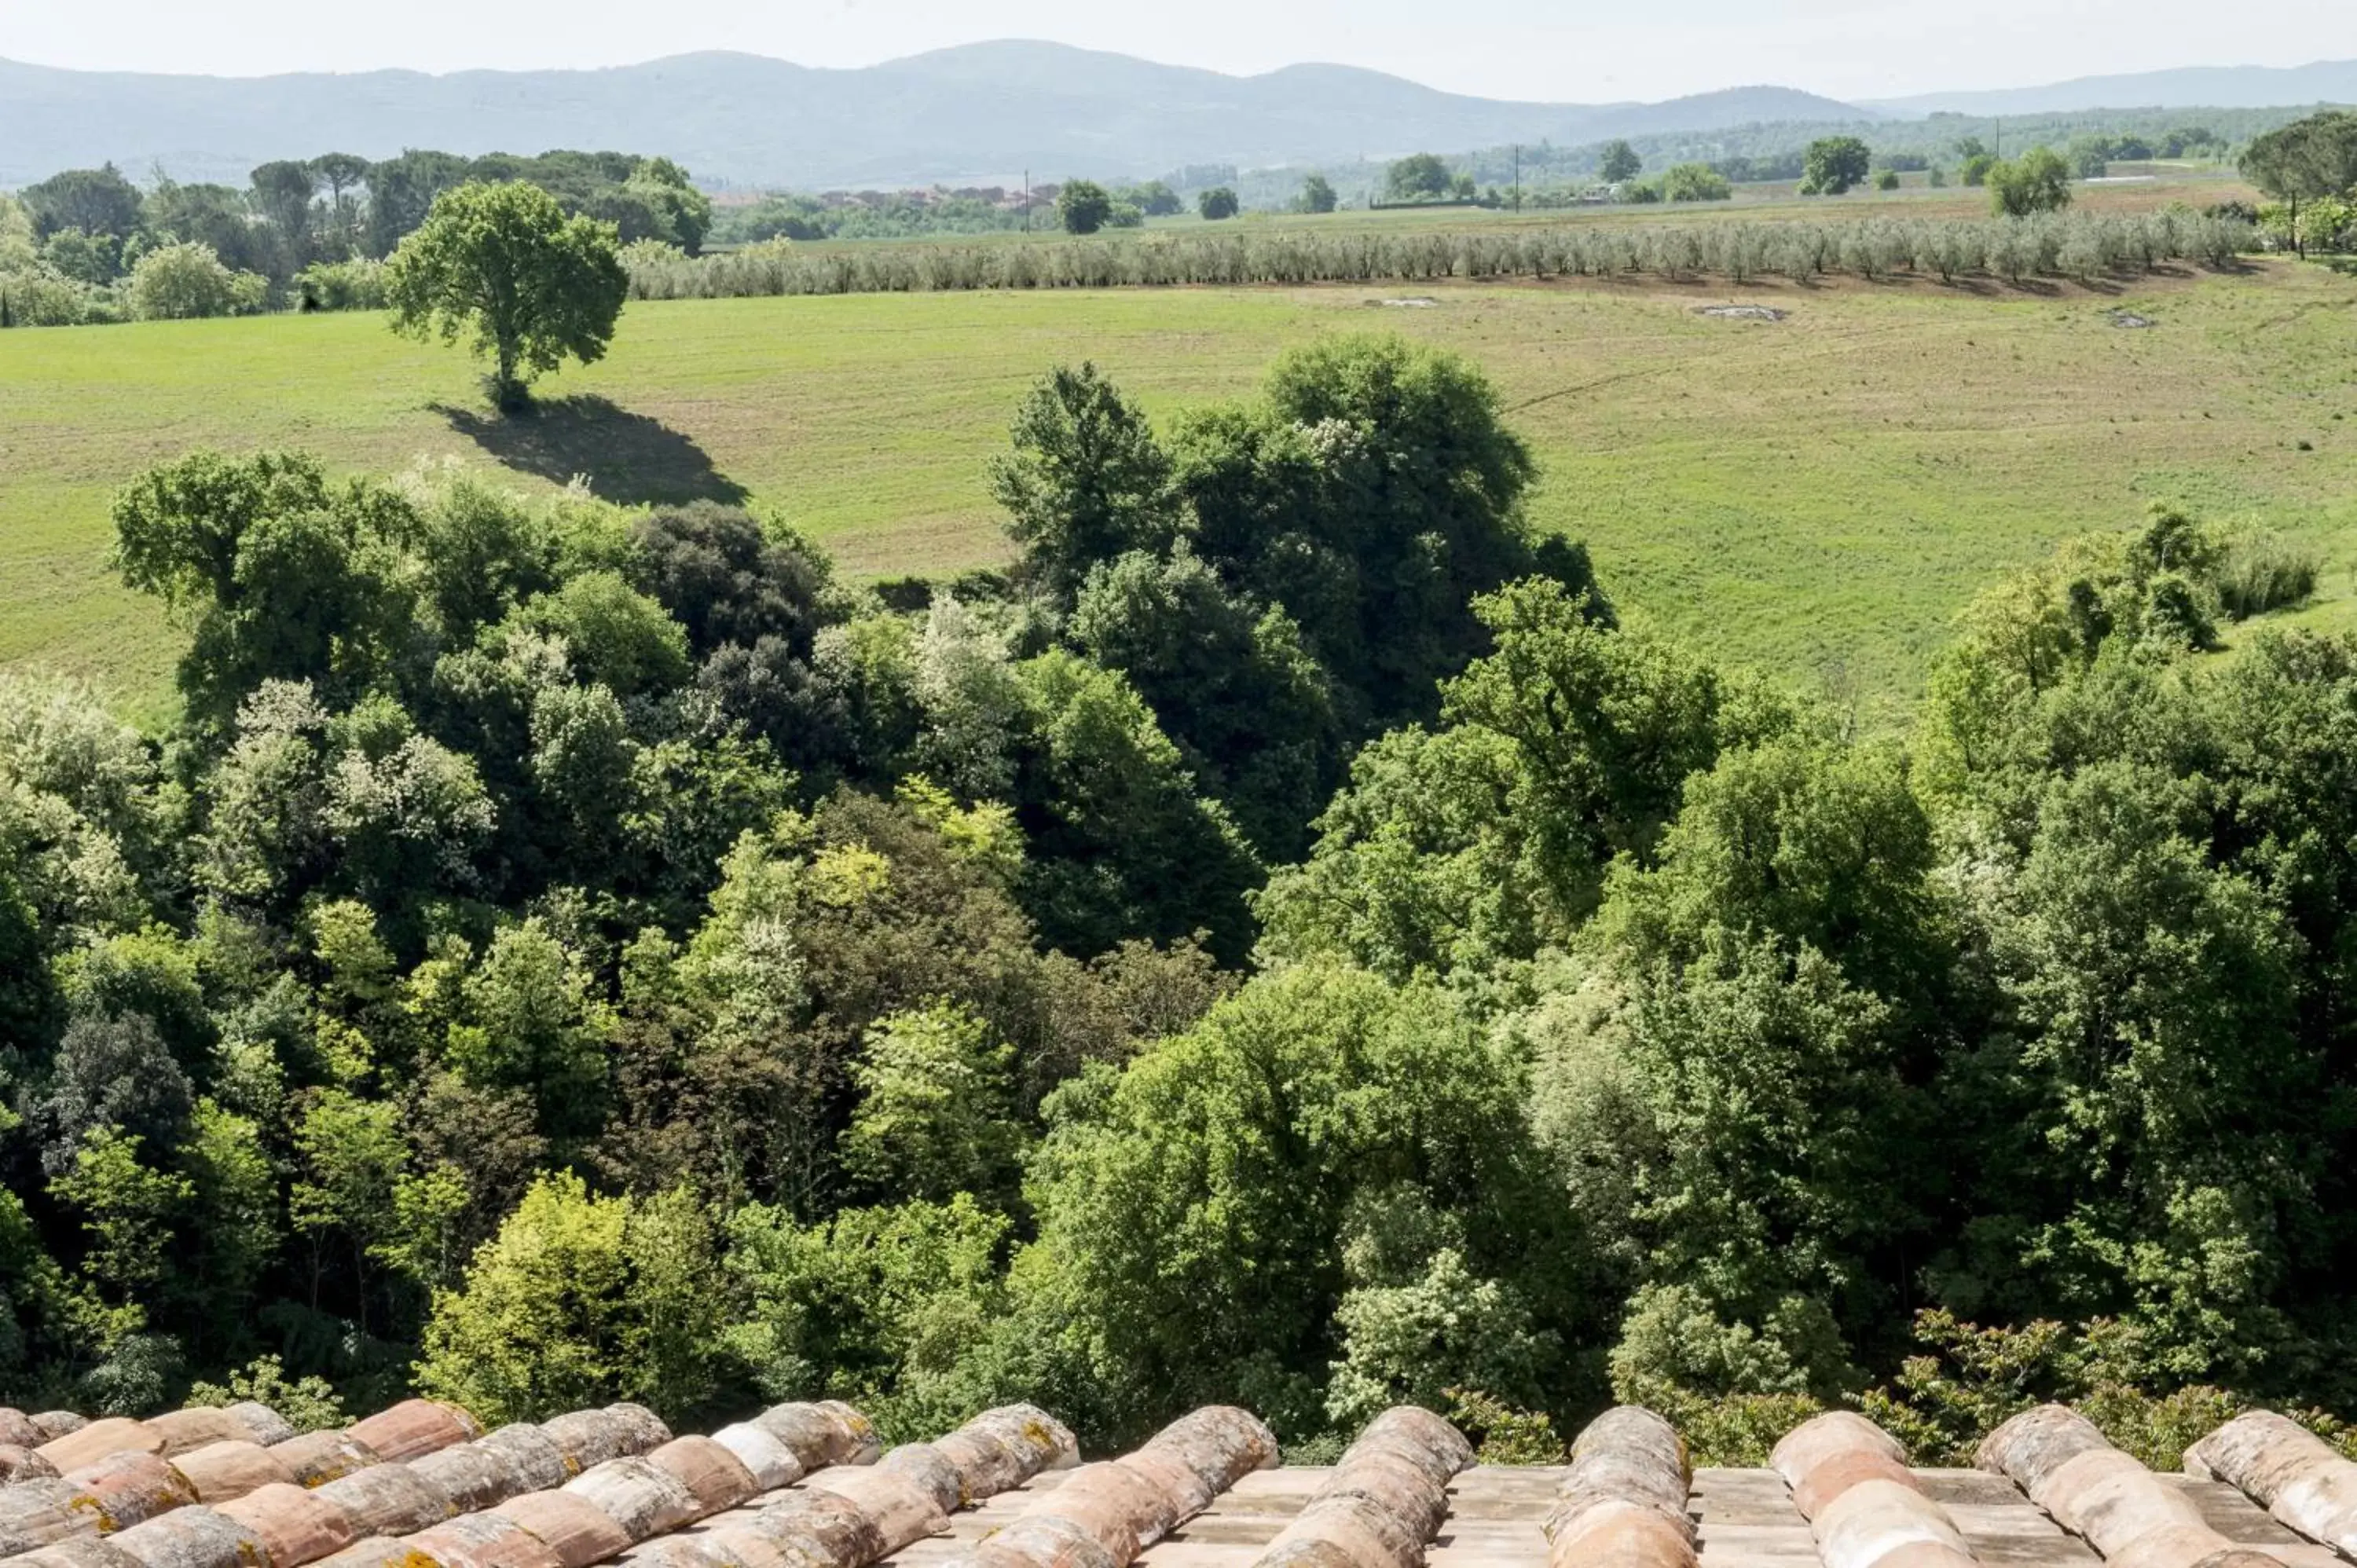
<box><xmin>126</xmin><ymin>242</ymin><xmax>267</xmax><ymax>321</ymax></box>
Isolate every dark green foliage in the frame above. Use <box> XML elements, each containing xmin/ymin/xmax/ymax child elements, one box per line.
<box><xmin>627</xmin><ymin>503</ymin><xmax>831</xmax><ymax>658</ymax></box>
<box><xmin>22</xmin><ymin>346</ymin><xmax>2357</xmax><ymax>1458</ymax></box>
<box><xmin>990</xmin><ymin>338</ymin><xmax>1611</xmax><ymax>914</ymax></box>
<box><xmin>384</xmin><ymin>181</ymin><xmax>629</xmax><ymax>411</ymax></box>
<box><xmin>1802</xmin><ymin>137</ymin><xmax>1874</xmax><ymax>196</ymax></box>
<box><xmin>1057</xmin><ymin>181</ymin><xmax>1114</xmax><ymax>236</ymax></box>
<box><xmin>991</xmin><ymin>364</ymin><xmax>1180</xmax><ymax>596</ymax></box>
<box><xmin>41</xmin><ymin>1013</ymin><xmax>195</xmax><ymax>1176</ymax></box>
<box><xmin>2242</xmin><ymin>112</ymin><xmax>2357</xmax><ymax>210</ymax></box>
<box><xmin>1197</xmin><ymin>187</ymin><xmax>1241</xmax><ymax>221</ymax></box>
<box><xmin>1010</xmin><ymin>965</ymin><xmax>1592</xmax><ymax>1442</ymax></box>
<box><xmin>1011</xmin><ymin>651</ymin><xmax>1263</xmax><ymax>964</ymax></box>
<box><xmin>22</xmin><ymin>163</ymin><xmax>144</xmax><ymax>241</ymax></box>
<box><xmin>1386</xmin><ymin>153</ymin><xmax>1453</xmax><ymax>202</ymax></box>
<box><xmin>1069</xmin><ymin>550</ymin><xmax>1340</xmax><ymax>861</ymax></box>
<box><xmin>112</xmin><ymin>451</ymin><xmax>418</xmax><ymax>726</ymax></box>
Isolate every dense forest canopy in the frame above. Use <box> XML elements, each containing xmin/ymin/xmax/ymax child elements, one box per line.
<box><xmin>2</xmin><ymin>332</ymin><xmax>2352</xmax><ymax>1467</ymax></box>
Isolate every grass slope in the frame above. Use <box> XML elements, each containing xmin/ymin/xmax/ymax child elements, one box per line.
<box><xmin>3</xmin><ymin>260</ymin><xmax>2353</xmax><ymax>722</ymax></box>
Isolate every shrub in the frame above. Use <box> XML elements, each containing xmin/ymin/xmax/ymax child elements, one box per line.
<box><xmin>294</xmin><ymin>258</ymin><xmax>387</xmax><ymax>311</ymax></box>
<box><xmin>1446</xmin><ymin>1388</ymin><xmax>1567</xmax><ymax>1464</ymax></box>
<box><xmin>185</xmin><ymin>1353</ymin><xmax>345</xmax><ymax>1432</ymax></box>
<box><xmin>2212</xmin><ymin>527</ymin><xmax>2321</xmax><ymax>619</ymax></box>
<box><xmin>1662</xmin><ymin>164</ymin><xmax>1734</xmax><ymax>203</ymax></box>
<box><xmin>127</xmin><ymin>242</ymin><xmax>266</xmax><ymax>321</ymax></box>
<box><xmin>0</xmin><ymin>263</ymin><xmax>114</xmax><ymax>327</ymax></box>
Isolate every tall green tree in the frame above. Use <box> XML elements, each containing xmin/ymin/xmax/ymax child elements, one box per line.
<box><xmin>1056</xmin><ymin>181</ymin><xmax>1114</xmax><ymax>236</ymax></box>
<box><xmin>1386</xmin><ymin>154</ymin><xmax>1453</xmax><ymax>202</ymax></box>
<box><xmin>1987</xmin><ymin>148</ymin><xmax>2074</xmax><ymax>217</ymax></box>
<box><xmin>1599</xmin><ymin>141</ymin><xmax>1644</xmax><ymax>183</ymax></box>
<box><xmin>2242</xmin><ymin>112</ymin><xmax>2357</xmax><ymax>253</ymax></box>
<box><xmin>21</xmin><ymin>164</ymin><xmax>142</xmax><ymax>241</ymax></box>
<box><xmin>111</xmin><ymin>451</ymin><xmax>420</xmax><ymax>724</ymax></box>
<box><xmin>989</xmin><ymin>364</ymin><xmax>1178</xmax><ymax>596</ymax></box>
<box><xmin>249</xmin><ymin>159</ymin><xmax>321</xmax><ymax>277</ymax></box>
<box><xmin>1802</xmin><ymin>137</ymin><xmax>1873</xmax><ymax>196</ymax></box>
<box><xmin>384</xmin><ymin>181</ymin><xmax>628</xmax><ymax>412</ymax></box>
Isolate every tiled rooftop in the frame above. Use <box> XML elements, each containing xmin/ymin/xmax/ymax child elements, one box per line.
<box><xmin>8</xmin><ymin>1396</ymin><xmax>2357</xmax><ymax>1568</ymax></box>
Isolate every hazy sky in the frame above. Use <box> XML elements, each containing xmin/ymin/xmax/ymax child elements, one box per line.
<box><xmin>4</xmin><ymin>0</ymin><xmax>2352</xmax><ymax>102</ymax></box>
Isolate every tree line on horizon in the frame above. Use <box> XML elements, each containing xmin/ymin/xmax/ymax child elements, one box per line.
<box><xmin>0</xmin><ymin>148</ymin><xmax>709</xmax><ymax>327</ymax></box>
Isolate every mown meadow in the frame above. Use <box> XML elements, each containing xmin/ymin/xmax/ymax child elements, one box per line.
<box><xmin>4</xmin><ymin>258</ymin><xmax>2355</xmax><ymax>720</ymax></box>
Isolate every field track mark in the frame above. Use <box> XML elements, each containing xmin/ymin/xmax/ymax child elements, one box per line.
<box><xmin>1504</xmin><ymin>318</ymin><xmax>1915</xmax><ymax>415</ymax></box>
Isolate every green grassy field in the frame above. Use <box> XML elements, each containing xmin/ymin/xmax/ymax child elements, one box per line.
<box><xmin>4</xmin><ymin>257</ymin><xmax>2354</xmax><ymax>724</ymax></box>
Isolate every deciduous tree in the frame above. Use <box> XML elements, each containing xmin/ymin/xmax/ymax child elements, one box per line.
<box><xmin>384</xmin><ymin>181</ymin><xmax>628</xmax><ymax>411</ymax></box>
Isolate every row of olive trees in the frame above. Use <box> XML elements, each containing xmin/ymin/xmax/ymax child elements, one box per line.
<box><xmin>619</xmin><ymin>208</ymin><xmax>2253</xmax><ymax>302</ymax></box>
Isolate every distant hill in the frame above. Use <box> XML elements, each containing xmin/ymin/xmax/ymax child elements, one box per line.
<box><xmin>1869</xmin><ymin>59</ymin><xmax>2357</xmax><ymax>117</ymax></box>
<box><xmin>0</xmin><ymin>42</ymin><xmax>1871</xmax><ymax>189</ymax></box>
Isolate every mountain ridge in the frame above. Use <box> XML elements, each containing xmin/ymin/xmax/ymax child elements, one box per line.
<box><xmin>0</xmin><ymin>42</ymin><xmax>1865</xmax><ymax>189</ymax></box>
<box><xmin>1868</xmin><ymin>57</ymin><xmax>2357</xmax><ymax>116</ymax></box>
<box><xmin>5</xmin><ymin>42</ymin><xmax>2355</xmax><ymax>192</ymax></box>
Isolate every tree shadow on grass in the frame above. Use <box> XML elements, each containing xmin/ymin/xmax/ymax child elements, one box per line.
<box><xmin>438</xmin><ymin>394</ymin><xmax>749</xmax><ymax>507</ymax></box>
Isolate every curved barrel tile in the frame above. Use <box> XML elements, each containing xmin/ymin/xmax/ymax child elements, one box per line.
<box><xmin>35</xmin><ymin>1426</ymin><xmax>165</xmax><ymax>1481</ymax></box>
<box><xmin>1772</xmin><ymin>1412</ymin><xmax>1976</xmax><ymax>1568</ymax></box>
<box><xmin>213</xmin><ymin>1483</ymin><xmax>359</xmax><ymax>1566</ymax></box>
<box><xmin>400</xmin><ymin>1511</ymin><xmax>570</xmax><ymax>1568</ymax></box>
<box><xmin>0</xmin><ymin>1455</ymin><xmax>58</xmax><ymax>1489</ymax></box>
<box><xmin>643</xmin><ymin>1442</ymin><xmax>758</xmax><ymax>1522</ymax></box>
<box><xmin>926</xmin><ymin>1408</ymin><xmax>1079</xmax><ymax>1511</ymax></box>
<box><xmin>475</xmin><ymin>1429</ymin><xmax>574</xmax><ymax>1497</ymax></box>
<box><xmin>1545</xmin><ymin>1405</ymin><xmax>1697</xmax><ymax>1568</ymax></box>
<box><xmin>102</xmin><ymin>1504</ymin><xmax>268</xmax><ymax>1568</ymax></box>
<box><xmin>939</xmin><ymin>1405</ymin><xmax>1276</xmax><ymax>1568</ymax></box>
<box><xmin>60</xmin><ymin>1453</ymin><xmax>200</xmax><ymax>1536</ymax></box>
<box><xmin>9</xmin><ymin>1538</ymin><xmax>144</xmax><ymax>1568</ymax></box>
<box><xmin>0</xmin><ymin>1482</ymin><xmax>85</xmax><ymax>1558</ymax></box>
<box><xmin>316</xmin><ymin>1460</ymin><xmax>456</xmax><ymax>1538</ymax></box>
<box><xmin>798</xmin><ymin>1467</ymin><xmax>949</xmax><ymax>1551</ymax></box>
<box><xmin>563</xmin><ymin>1459</ymin><xmax>701</xmax><ymax>1544</ymax></box>
<box><xmin>342</xmin><ymin>1406</ymin><xmax>482</xmax><ymax>1471</ymax></box>
<box><xmin>1980</xmin><ymin>1405</ymin><xmax>2260</xmax><ymax>1568</ymax></box>
<box><xmin>171</xmin><ymin>1446</ymin><xmax>296</xmax><ymax>1508</ymax></box>
<box><xmin>1253</xmin><ymin>1406</ymin><xmax>1472</xmax><ymax>1568</ymax></box>
<box><xmin>144</xmin><ymin>1417</ymin><xmax>260</xmax><ymax>1464</ymax></box>
<box><xmin>411</xmin><ymin>1445</ymin><xmax>530</xmax><ymax>1518</ymax></box>
<box><xmin>2187</xmin><ymin>1410</ymin><xmax>2357</xmax><ymax>1559</ymax></box>
<box><xmin>744</xmin><ymin>1409</ymin><xmax>870</xmax><ymax>1478</ymax></box>
<box><xmin>495</xmin><ymin>1492</ymin><xmax>637</xmax><ymax>1568</ymax></box>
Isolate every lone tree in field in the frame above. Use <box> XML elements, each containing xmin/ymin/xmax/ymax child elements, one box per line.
<box><xmin>1987</xmin><ymin>148</ymin><xmax>2074</xmax><ymax>217</ymax></box>
<box><xmin>1801</xmin><ymin>137</ymin><xmax>1872</xmax><ymax>196</ymax></box>
<box><xmin>385</xmin><ymin>181</ymin><xmax>628</xmax><ymax>413</ymax></box>
<box><xmin>1058</xmin><ymin>180</ymin><xmax>1114</xmax><ymax>235</ymax></box>
<box><xmin>1599</xmin><ymin>140</ymin><xmax>1643</xmax><ymax>183</ymax></box>
<box><xmin>1386</xmin><ymin>153</ymin><xmax>1453</xmax><ymax>202</ymax></box>
<box><xmin>1298</xmin><ymin>174</ymin><xmax>1339</xmax><ymax>214</ymax></box>
<box><xmin>1198</xmin><ymin>186</ymin><xmax>1241</xmax><ymax>221</ymax></box>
